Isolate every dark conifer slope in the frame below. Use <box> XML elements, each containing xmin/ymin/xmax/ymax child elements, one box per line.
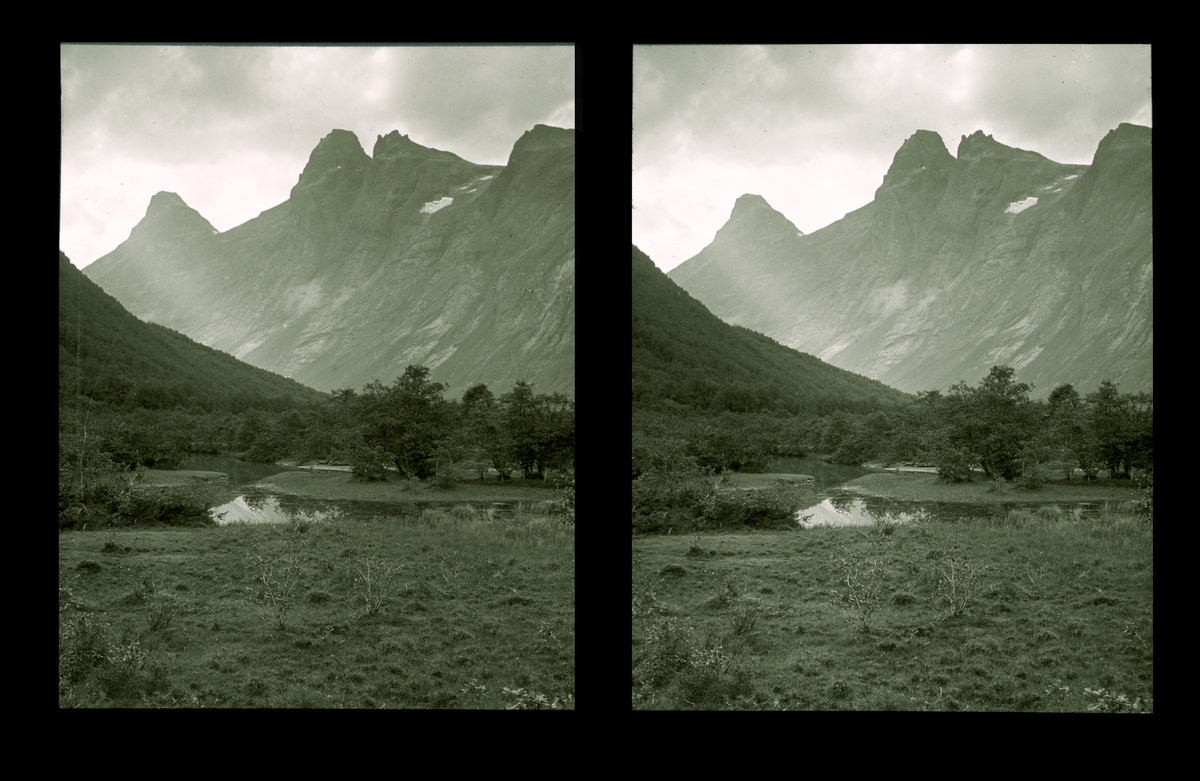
<box><xmin>632</xmin><ymin>245</ymin><xmax>912</xmax><ymax>416</ymax></box>
<box><xmin>60</xmin><ymin>251</ymin><xmax>326</xmax><ymax>413</ymax></box>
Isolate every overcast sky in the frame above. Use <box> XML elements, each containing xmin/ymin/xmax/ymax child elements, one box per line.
<box><xmin>61</xmin><ymin>44</ymin><xmax>574</xmax><ymax>268</ymax></box>
<box><xmin>633</xmin><ymin>44</ymin><xmax>1151</xmax><ymax>272</ymax></box>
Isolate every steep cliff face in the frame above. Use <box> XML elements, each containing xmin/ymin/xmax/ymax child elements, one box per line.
<box><xmin>668</xmin><ymin>124</ymin><xmax>1151</xmax><ymax>396</ymax></box>
<box><xmin>83</xmin><ymin>125</ymin><xmax>575</xmax><ymax>400</ymax></box>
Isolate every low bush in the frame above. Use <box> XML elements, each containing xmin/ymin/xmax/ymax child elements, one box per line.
<box><xmin>350</xmin><ymin>446</ymin><xmax>391</xmax><ymax>482</ymax></box>
<box><xmin>430</xmin><ymin>470</ymin><xmax>459</xmax><ymax>489</ymax></box>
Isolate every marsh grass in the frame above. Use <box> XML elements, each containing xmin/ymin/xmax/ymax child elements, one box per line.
<box><xmin>60</xmin><ymin>501</ymin><xmax>573</xmax><ymax>708</ymax></box>
<box><xmin>633</xmin><ymin>505</ymin><xmax>1151</xmax><ymax>711</ymax></box>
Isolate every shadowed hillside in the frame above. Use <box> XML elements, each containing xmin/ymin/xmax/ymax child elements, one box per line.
<box><xmin>60</xmin><ymin>250</ymin><xmax>326</xmax><ymax>413</ymax></box>
<box><xmin>633</xmin><ymin>244</ymin><xmax>911</xmax><ymax>416</ymax></box>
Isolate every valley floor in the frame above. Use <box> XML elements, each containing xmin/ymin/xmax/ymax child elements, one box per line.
<box><xmin>633</xmin><ymin>505</ymin><xmax>1152</xmax><ymax>711</ymax></box>
<box><xmin>60</xmin><ymin>504</ymin><xmax>575</xmax><ymax>708</ymax></box>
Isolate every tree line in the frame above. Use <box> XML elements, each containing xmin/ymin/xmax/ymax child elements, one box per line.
<box><xmin>634</xmin><ymin>366</ymin><xmax>1151</xmax><ymax>486</ymax></box>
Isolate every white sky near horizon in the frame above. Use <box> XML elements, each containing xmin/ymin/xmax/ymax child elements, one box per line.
<box><xmin>633</xmin><ymin>44</ymin><xmax>1151</xmax><ymax>273</ymax></box>
<box><xmin>61</xmin><ymin>44</ymin><xmax>575</xmax><ymax>269</ymax></box>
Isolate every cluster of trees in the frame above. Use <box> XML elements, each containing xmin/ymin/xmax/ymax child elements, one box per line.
<box><xmin>799</xmin><ymin>366</ymin><xmax>1152</xmax><ymax>483</ymax></box>
<box><xmin>332</xmin><ymin>367</ymin><xmax>574</xmax><ymax>482</ymax></box>
<box><xmin>835</xmin><ymin>367</ymin><xmax>1152</xmax><ymax>482</ymax></box>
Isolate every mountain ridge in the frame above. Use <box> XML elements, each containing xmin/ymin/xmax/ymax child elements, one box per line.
<box><xmin>668</xmin><ymin>124</ymin><xmax>1151</xmax><ymax>397</ymax></box>
<box><xmin>83</xmin><ymin>126</ymin><xmax>575</xmax><ymax>400</ymax></box>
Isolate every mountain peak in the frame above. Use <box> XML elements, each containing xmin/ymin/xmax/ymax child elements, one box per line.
<box><xmin>130</xmin><ymin>191</ymin><xmax>215</xmax><ymax>242</ymax></box>
<box><xmin>512</xmin><ymin>124</ymin><xmax>574</xmax><ymax>154</ymax></box>
<box><xmin>957</xmin><ymin>130</ymin><xmax>1012</xmax><ymax>161</ymax></box>
<box><xmin>714</xmin><ymin>194</ymin><xmax>802</xmax><ymax>245</ymax></box>
<box><xmin>732</xmin><ymin>193</ymin><xmax>772</xmax><ymax>214</ymax></box>
<box><xmin>293</xmin><ymin>130</ymin><xmax>369</xmax><ymax>192</ymax></box>
<box><xmin>1095</xmin><ymin>122</ymin><xmax>1152</xmax><ymax>156</ymax></box>
<box><xmin>146</xmin><ymin>191</ymin><xmax>188</xmax><ymax>215</ymax></box>
<box><xmin>876</xmin><ymin>130</ymin><xmax>954</xmax><ymax>199</ymax></box>
<box><xmin>373</xmin><ymin>130</ymin><xmax>426</xmax><ymax>160</ymax></box>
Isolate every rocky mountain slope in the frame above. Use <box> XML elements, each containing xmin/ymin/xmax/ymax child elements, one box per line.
<box><xmin>83</xmin><ymin>125</ymin><xmax>574</xmax><ymax>400</ymax></box>
<box><xmin>668</xmin><ymin>123</ymin><xmax>1152</xmax><ymax>396</ymax></box>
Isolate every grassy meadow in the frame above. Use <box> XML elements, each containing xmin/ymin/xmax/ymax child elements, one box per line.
<box><xmin>60</xmin><ymin>502</ymin><xmax>574</xmax><ymax>708</ymax></box>
<box><xmin>632</xmin><ymin>476</ymin><xmax>1152</xmax><ymax>711</ymax></box>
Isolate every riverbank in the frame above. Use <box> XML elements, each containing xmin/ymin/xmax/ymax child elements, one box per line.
<box><xmin>137</xmin><ymin>470</ymin><xmax>229</xmax><ymax>487</ymax></box>
<box><xmin>258</xmin><ymin>469</ymin><xmax>567</xmax><ymax>505</ymax></box>
<box><xmin>843</xmin><ymin>471</ymin><xmax>1143</xmax><ymax>505</ymax></box>
<box><xmin>721</xmin><ymin>472</ymin><xmax>814</xmax><ymax>490</ymax></box>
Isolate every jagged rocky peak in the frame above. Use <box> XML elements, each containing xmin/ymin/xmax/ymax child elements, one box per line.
<box><xmin>897</xmin><ymin>129</ymin><xmax>952</xmax><ymax>164</ymax></box>
<box><xmin>293</xmin><ymin>129</ymin><xmax>369</xmax><ymax>190</ymax></box>
<box><xmin>373</xmin><ymin>130</ymin><xmax>428</xmax><ymax>159</ymax></box>
<box><xmin>957</xmin><ymin>129</ymin><xmax>1018</xmax><ymax>161</ymax></box>
<box><xmin>876</xmin><ymin>130</ymin><xmax>953</xmax><ymax>197</ymax></box>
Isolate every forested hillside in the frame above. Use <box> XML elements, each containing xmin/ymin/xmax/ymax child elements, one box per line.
<box><xmin>60</xmin><ymin>251</ymin><xmax>326</xmax><ymax>413</ymax></box>
<box><xmin>633</xmin><ymin>245</ymin><xmax>911</xmax><ymax>417</ymax></box>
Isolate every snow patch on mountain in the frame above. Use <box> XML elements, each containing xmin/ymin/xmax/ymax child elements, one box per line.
<box><xmin>420</xmin><ymin>196</ymin><xmax>453</xmax><ymax>214</ymax></box>
<box><xmin>1005</xmin><ymin>196</ymin><xmax>1038</xmax><ymax>214</ymax></box>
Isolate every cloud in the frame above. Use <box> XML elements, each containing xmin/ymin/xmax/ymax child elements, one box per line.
<box><xmin>60</xmin><ymin>44</ymin><xmax>574</xmax><ymax>267</ymax></box>
<box><xmin>633</xmin><ymin>44</ymin><xmax>1150</xmax><ymax>272</ymax></box>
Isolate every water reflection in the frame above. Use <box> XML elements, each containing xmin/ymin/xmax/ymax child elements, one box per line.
<box><xmin>209</xmin><ymin>492</ymin><xmax>520</xmax><ymax>526</ymax></box>
<box><xmin>796</xmin><ymin>491</ymin><xmax>1125</xmax><ymax>528</ymax></box>
<box><xmin>211</xmin><ymin>494</ymin><xmax>343</xmax><ymax>525</ymax></box>
<box><xmin>798</xmin><ymin>494</ymin><xmax>927</xmax><ymax>527</ymax></box>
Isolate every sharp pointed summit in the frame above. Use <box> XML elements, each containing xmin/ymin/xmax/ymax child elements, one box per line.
<box><xmin>127</xmin><ymin>191</ymin><xmax>217</xmax><ymax>244</ymax></box>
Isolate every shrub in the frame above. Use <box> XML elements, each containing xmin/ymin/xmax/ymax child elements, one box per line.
<box><xmin>430</xmin><ymin>470</ymin><xmax>458</xmax><ymax>489</ymax></box>
<box><xmin>1015</xmin><ymin>469</ymin><xmax>1044</xmax><ymax>490</ymax></box>
<box><xmin>701</xmin><ymin>478</ymin><xmax>808</xmax><ymax>530</ymax></box>
<box><xmin>550</xmin><ymin>477</ymin><xmax>575</xmax><ymax>523</ymax></box>
<box><xmin>352</xmin><ymin>555</ymin><xmax>402</xmax><ymax>617</ymax></box>
<box><xmin>634</xmin><ymin>617</ymin><xmax>692</xmax><ymax>689</ymax></box>
<box><xmin>1133</xmin><ymin>472</ymin><xmax>1153</xmax><ymax>522</ymax></box>
<box><xmin>244</xmin><ymin>548</ymin><xmax>304</xmax><ymax>629</ymax></box>
<box><xmin>350</xmin><ymin>446</ymin><xmax>391</xmax><ymax>482</ymax></box>
<box><xmin>937</xmin><ymin>448</ymin><xmax>976</xmax><ymax>482</ymax></box>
